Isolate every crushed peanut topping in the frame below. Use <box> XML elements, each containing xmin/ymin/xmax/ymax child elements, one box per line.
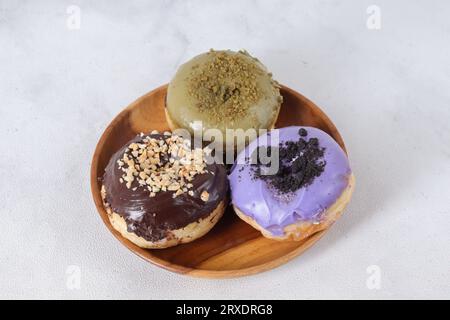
<box><xmin>117</xmin><ymin>131</ymin><xmax>211</xmax><ymax>198</ymax></box>
<box><xmin>200</xmin><ymin>191</ymin><xmax>210</xmax><ymax>202</ymax></box>
<box><xmin>187</xmin><ymin>50</ymin><xmax>264</xmax><ymax>122</ymax></box>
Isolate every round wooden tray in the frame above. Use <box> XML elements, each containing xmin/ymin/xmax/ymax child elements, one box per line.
<box><xmin>91</xmin><ymin>84</ymin><xmax>347</xmax><ymax>278</ymax></box>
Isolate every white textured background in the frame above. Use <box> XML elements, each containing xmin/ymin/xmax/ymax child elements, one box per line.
<box><xmin>1</xmin><ymin>0</ymin><xmax>449</xmax><ymax>299</ymax></box>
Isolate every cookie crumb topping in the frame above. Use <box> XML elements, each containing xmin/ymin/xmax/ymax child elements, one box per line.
<box><xmin>252</xmin><ymin>128</ymin><xmax>327</xmax><ymax>194</ymax></box>
<box><xmin>116</xmin><ymin>131</ymin><xmax>211</xmax><ymax>198</ymax></box>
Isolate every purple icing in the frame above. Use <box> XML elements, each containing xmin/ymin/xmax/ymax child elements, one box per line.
<box><xmin>228</xmin><ymin>126</ymin><xmax>352</xmax><ymax>236</ymax></box>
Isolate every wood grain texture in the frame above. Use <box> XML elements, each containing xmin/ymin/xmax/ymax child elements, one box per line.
<box><xmin>90</xmin><ymin>84</ymin><xmax>348</xmax><ymax>278</ymax></box>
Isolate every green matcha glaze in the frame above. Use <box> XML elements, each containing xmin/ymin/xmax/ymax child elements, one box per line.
<box><xmin>166</xmin><ymin>50</ymin><xmax>282</xmax><ymax>147</ymax></box>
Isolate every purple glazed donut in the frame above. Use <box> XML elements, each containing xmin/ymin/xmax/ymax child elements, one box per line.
<box><xmin>228</xmin><ymin>126</ymin><xmax>355</xmax><ymax>241</ymax></box>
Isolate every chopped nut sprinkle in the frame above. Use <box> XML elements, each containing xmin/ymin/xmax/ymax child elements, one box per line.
<box><xmin>187</xmin><ymin>50</ymin><xmax>264</xmax><ymax>122</ymax></box>
<box><xmin>117</xmin><ymin>131</ymin><xmax>210</xmax><ymax>198</ymax></box>
<box><xmin>200</xmin><ymin>191</ymin><xmax>210</xmax><ymax>202</ymax></box>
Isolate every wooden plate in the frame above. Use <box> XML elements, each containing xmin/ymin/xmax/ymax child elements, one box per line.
<box><xmin>91</xmin><ymin>84</ymin><xmax>347</xmax><ymax>278</ymax></box>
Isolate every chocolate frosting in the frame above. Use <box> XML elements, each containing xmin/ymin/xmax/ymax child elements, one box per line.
<box><xmin>102</xmin><ymin>134</ymin><xmax>228</xmax><ymax>242</ymax></box>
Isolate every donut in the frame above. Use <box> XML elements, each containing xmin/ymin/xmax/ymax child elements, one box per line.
<box><xmin>228</xmin><ymin>126</ymin><xmax>354</xmax><ymax>241</ymax></box>
<box><xmin>166</xmin><ymin>49</ymin><xmax>283</xmax><ymax>150</ymax></box>
<box><xmin>101</xmin><ymin>131</ymin><xmax>228</xmax><ymax>249</ymax></box>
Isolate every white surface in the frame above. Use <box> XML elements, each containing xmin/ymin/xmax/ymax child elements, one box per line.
<box><xmin>1</xmin><ymin>0</ymin><xmax>449</xmax><ymax>299</ymax></box>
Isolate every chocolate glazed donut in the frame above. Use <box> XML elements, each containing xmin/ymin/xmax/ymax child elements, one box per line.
<box><xmin>102</xmin><ymin>133</ymin><xmax>228</xmax><ymax>249</ymax></box>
